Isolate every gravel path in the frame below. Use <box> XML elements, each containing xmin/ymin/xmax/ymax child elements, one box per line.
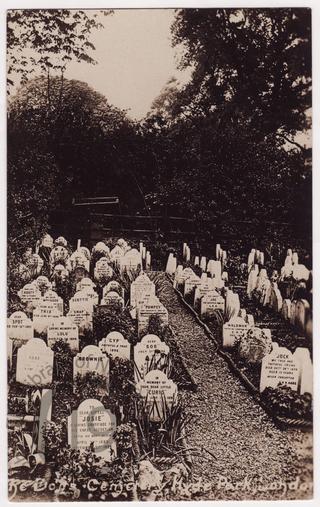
<box><xmin>151</xmin><ymin>272</ymin><xmax>313</xmax><ymax>501</ymax></box>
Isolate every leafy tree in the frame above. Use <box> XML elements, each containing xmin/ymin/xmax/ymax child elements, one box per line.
<box><xmin>7</xmin><ymin>9</ymin><xmax>112</xmax><ymax>90</ymax></box>
<box><xmin>171</xmin><ymin>8</ymin><xmax>311</xmax><ymax>147</ymax></box>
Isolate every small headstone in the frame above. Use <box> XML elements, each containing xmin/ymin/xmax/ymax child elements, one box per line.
<box><xmin>224</xmin><ymin>291</ymin><xmax>241</xmax><ymax>320</ymax></box>
<box><xmin>282</xmin><ymin>299</ymin><xmax>292</xmax><ymax>320</ymax></box>
<box><xmin>47</xmin><ymin>317</ymin><xmax>79</xmax><ymax>351</ymax></box>
<box><xmin>295</xmin><ymin>299</ymin><xmax>310</xmax><ymax>332</ymax></box>
<box><xmin>130</xmin><ymin>273</ymin><xmax>155</xmax><ymax>307</ymax></box>
<box><xmin>184</xmin><ymin>274</ymin><xmax>201</xmax><ymax>297</ymax></box>
<box><xmin>33</xmin><ymin>275</ymin><xmax>52</xmax><ymax>294</ymax></box>
<box><xmin>103</xmin><ymin>280</ymin><xmax>122</xmax><ymax>297</ymax></box>
<box><xmin>200</xmin><ymin>256</ymin><xmax>207</xmax><ymax>272</ymax></box>
<box><xmin>76</xmin><ymin>277</ymin><xmax>95</xmax><ymax>292</ymax></box>
<box><xmin>223</xmin><ymin>317</ymin><xmax>250</xmax><ymax>348</ymax></box>
<box><xmin>33</xmin><ymin>301</ymin><xmax>62</xmax><ymax>334</ymax></box>
<box><xmin>259</xmin><ymin>342</ymin><xmax>299</xmax><ymax>392</ymax></box>
<box><xmin>294</xmin><ymin>347</ymin><xmax>313</xmax><ymax>395</ymax></box>
<box><xmin>42</xmin><ymin>290</ymin><xmax>64</xmax><ymax>314</ymax></box>
<box><xmin>136</xmin><ymin>371</ymin><xmax>177</xmax><ymax>422</ymax></box>
<box><xmin>7</xmin><ymin>311</ymin><xmax>33</xmax><ymax>344</ymax></box>
<box><xmin>41</xmin><ymin>234</ymin><xmax>54</xmax><ymax>249</ymax></box>
<box><xmin>110</xmin><ymin>245</ymin><xmax>124</xmax><ymax>267</ymax></box>
<box><xmin>200</xmin><ymin>291</ymin><xmax>225</xmax><ymax>317</ymax></box>
<box><xmin>74</xmin><ymin>345</ymin><xmax>109</xmax><ymax>386</ymax></box>
<box><xmin>134</xmin><ymin>334</ymin><xmax>170</xmax><ymax>382</ymax></box>
<box><xmin>137</xmin><ymin>296</ymin><xmax>168</xmax><ymax>336</ymax></box>
<box><xmin>54</xmin><ymin>236</ymin><xmax>68</xmax><ymax>247</ymax></box>
<box><xmin>70</xmin><ymin>251</ymin><xmax>90</xmax><ymax>272</ymax></box>
<box><xmin>16</xmin><ymin>338</ymin><xmax>54</xmax><ymax>386</ymax></box>
<box><xmin>68</xmin><ymin>399</ymin><xmax>116</xmax><ymax>461</ymax></box>
<box><xmin>94</xmin><ymin>257</ymin><xmax>113</xmax><ymax>281</ymax></box>
<box><xmin>166</xmin><ymin>253</ymin><xmax>177</xmax><ymax>275</ymax></box>
<box><xmin>18</xmin><ymin>283</ymin><xmax>42</xmax><ymax>308</ymax></box>
<box><xmin>67</xmin><ymin>308</ymin><xmax>92</xmax><ymax>333</ymax></box>
<box><xmin>292</xmin><ymin>264</ymin><xmax>310</xmax><ymax>281</ymax></box>
<box><xmin>92</xmin><ymin>241</ymin><xmax>110</xmax><ymax>255</ymax></box>
<box><xmin>101</xmin><ymin>291</ymin><xmax>124</xmax><ymax>308</ymax></box>
<box><xmin>69</xmin><ymin>290</ymin><xmax>94</xmax><ymax>314</ymax></box>
<box><xmin>99</xmin><ymin>331</ymin><xmax>130</xmax><ymax>360</ymax></box>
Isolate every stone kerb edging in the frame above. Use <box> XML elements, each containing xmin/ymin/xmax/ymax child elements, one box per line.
<box><xmin>166</xmin><ymin>273</ymin><xmax>312</xmax><ymax>431</ymax></box>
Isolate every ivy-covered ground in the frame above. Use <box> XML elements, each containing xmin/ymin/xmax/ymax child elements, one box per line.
<box><xmin>151</xmin><ymin>272</ymin><xmax>313</xmax><ymax>501</ymax></box>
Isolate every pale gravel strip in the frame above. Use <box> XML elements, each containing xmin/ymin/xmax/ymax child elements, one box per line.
<box><xmin>151</xmin><ymin>272</ymin><xmax>313</xmax><ymax>501</ymax></box>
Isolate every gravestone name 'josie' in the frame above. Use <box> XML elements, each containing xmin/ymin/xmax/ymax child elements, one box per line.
<box><xmin>68</xmin><ymin>399</ymin><xmax>117</xmax><ymax>461</ymax></box>
<box><xmin>260</xmin><ymin>342</ymin><xmax>300</xmax><ymax>392</ymax></box>
<box><xmin>136</xmin><ymin>370</ymin><xmax>177</xmax><ymax>422</ymax></box>
<box><xmin>16</xmin><ymin>338</ymin><xmax>54</xmax><ymax>386</ymax></box>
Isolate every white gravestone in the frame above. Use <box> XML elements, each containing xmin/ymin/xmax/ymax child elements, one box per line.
<box><xmin>47</xmin><ymin>317</ymin><xmax>79</xmax><ymax>351</ymax></box>
<box><xmin>184</xmin><ymin>275</ymin><xmax>202</xmax><ymax>297</ymax></box>
<box><xmin>110</xmin><ymin>245</ymin><xmax>124</xmax><ymax>267</ymax></box>
<box><xmin>130</xmin><ymin>273</ymin><xmax>155</xmax><ymax>307</ymax></box>
<box><xmin>282</xmin><ymin>299</ymin><xmax>292</xmax><ymax>320</ymax></box>
<box><xmin>68</xmin><ymin>399</ymin><xmax>116</xmax><ymax>461</ymax></box>
<box><xmin>134</xmin><ymin>334</ymin><xmax>170</xmax><ymax>382</ymax></box>
<box><xmin>42</xmin><ymin>290</ymin><xmax>64</xmax><ymax>314</ymax></box>
<box><xmin>67</xmin><ymin>308</ymin><xmax>93</xmax><ymax>333</ymax></box>
<box><xmin>16</xmin><ymin>338</ymin><xmax>54</xmax><ymax>386</ymax></box>
<box><xmin>76</xmin><ymin>277</ymin><xmax>95</xmax><ymax>292</ymax></box>
<box><xmin>99</xmin><ymin>331</ymin><xmax>131</xmax><ymax>360</ymax></box>
<box><xmin>225</xmin><ymin>291</ymin><xmax>241</xmax><ymax>320</ymax></box>
<box><xmin>259</xmin><ymin>342</ymin><xmax>299</xmax><ymax>392</ymax></box>
<box><xmin>136</xmin><ymin>371</ymin><xmax>177</xmax><ymax>422</ymax></box>
<box><xmin>223</xmin><ymin>317</ymin><xmax>250</xmax><ymax>348</ymax></box>
<box><xmin>294</xmin><ymin>348</ymin><xmax>313</xmax><ymax>395</ymax></box>
<box><xmin>7</xmin><ymin>311</ymin><xmax>33</xmax><ymax>343</ymax></box>
<box><xmin>103</xmin><ymin>280</ymin><xmax>122</xmax><ymax>297</ymax></box>
<box><xmin>33</xmin><ymin>301</ymin><xmax>62</xmax><ymax>334</ymax></box>
<box><xmin>101</xmin><ymin>291</ymin><xmax>124</xmax><ymax>308</ymax></box>
<box><xmin>74</xmin><ymin>345</ymin><xmax>109</xmax><ymax>386</ymax></box>
<box><xmin>18</xmin><ymin>283</ymin><xmax>42</xmax><ymax>309</ymax></box>
<box><xmin>200</xmin><ymin>291</ymin><xmax>225</xmax><ymax>317</ymax></box>
<box><xmin>137</xmin><ymin>296</ymin><xmax>169</xmax><ymax>336</ymax></box>
<box><xmin>94</xmin><ymin>257</ymin><xmax>113</xmax><ymax>281</ymax></box>
<box><xmin>295</xmin><ymin>299</ymin><xmax>310</xmax><ymax>332</ymax></box>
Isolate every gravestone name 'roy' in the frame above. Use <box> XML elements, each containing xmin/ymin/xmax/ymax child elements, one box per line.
<box><xmin>16</xmin><ymin>338</ymin><xmax>54</xmax><ymax>386</ymax></box>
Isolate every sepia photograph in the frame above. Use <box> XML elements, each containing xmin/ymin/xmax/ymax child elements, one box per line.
<box><xmin>6</xmin><ymin>4</ymin><xmax>313</xmax><ymax>503</ymax></box>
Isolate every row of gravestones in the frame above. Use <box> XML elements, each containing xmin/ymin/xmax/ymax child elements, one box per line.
<box><xmin>166</xmin><ymin>248</ymin><xmax>313</xmax><ymax>400</ymax></box>
<box><xmin>246</xmin><ymin>248</ymin><xmax>312</xmax><ymax>338</ymax></box>
<box><xmin>9</xmin><ymin>237</ymin><xmax>177</xmax><ymax>463</ymax></box>
<box><xmin>19</xmin><ymin>235</ymin><xmax>153</xmax><ymax>287</ymax></box>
